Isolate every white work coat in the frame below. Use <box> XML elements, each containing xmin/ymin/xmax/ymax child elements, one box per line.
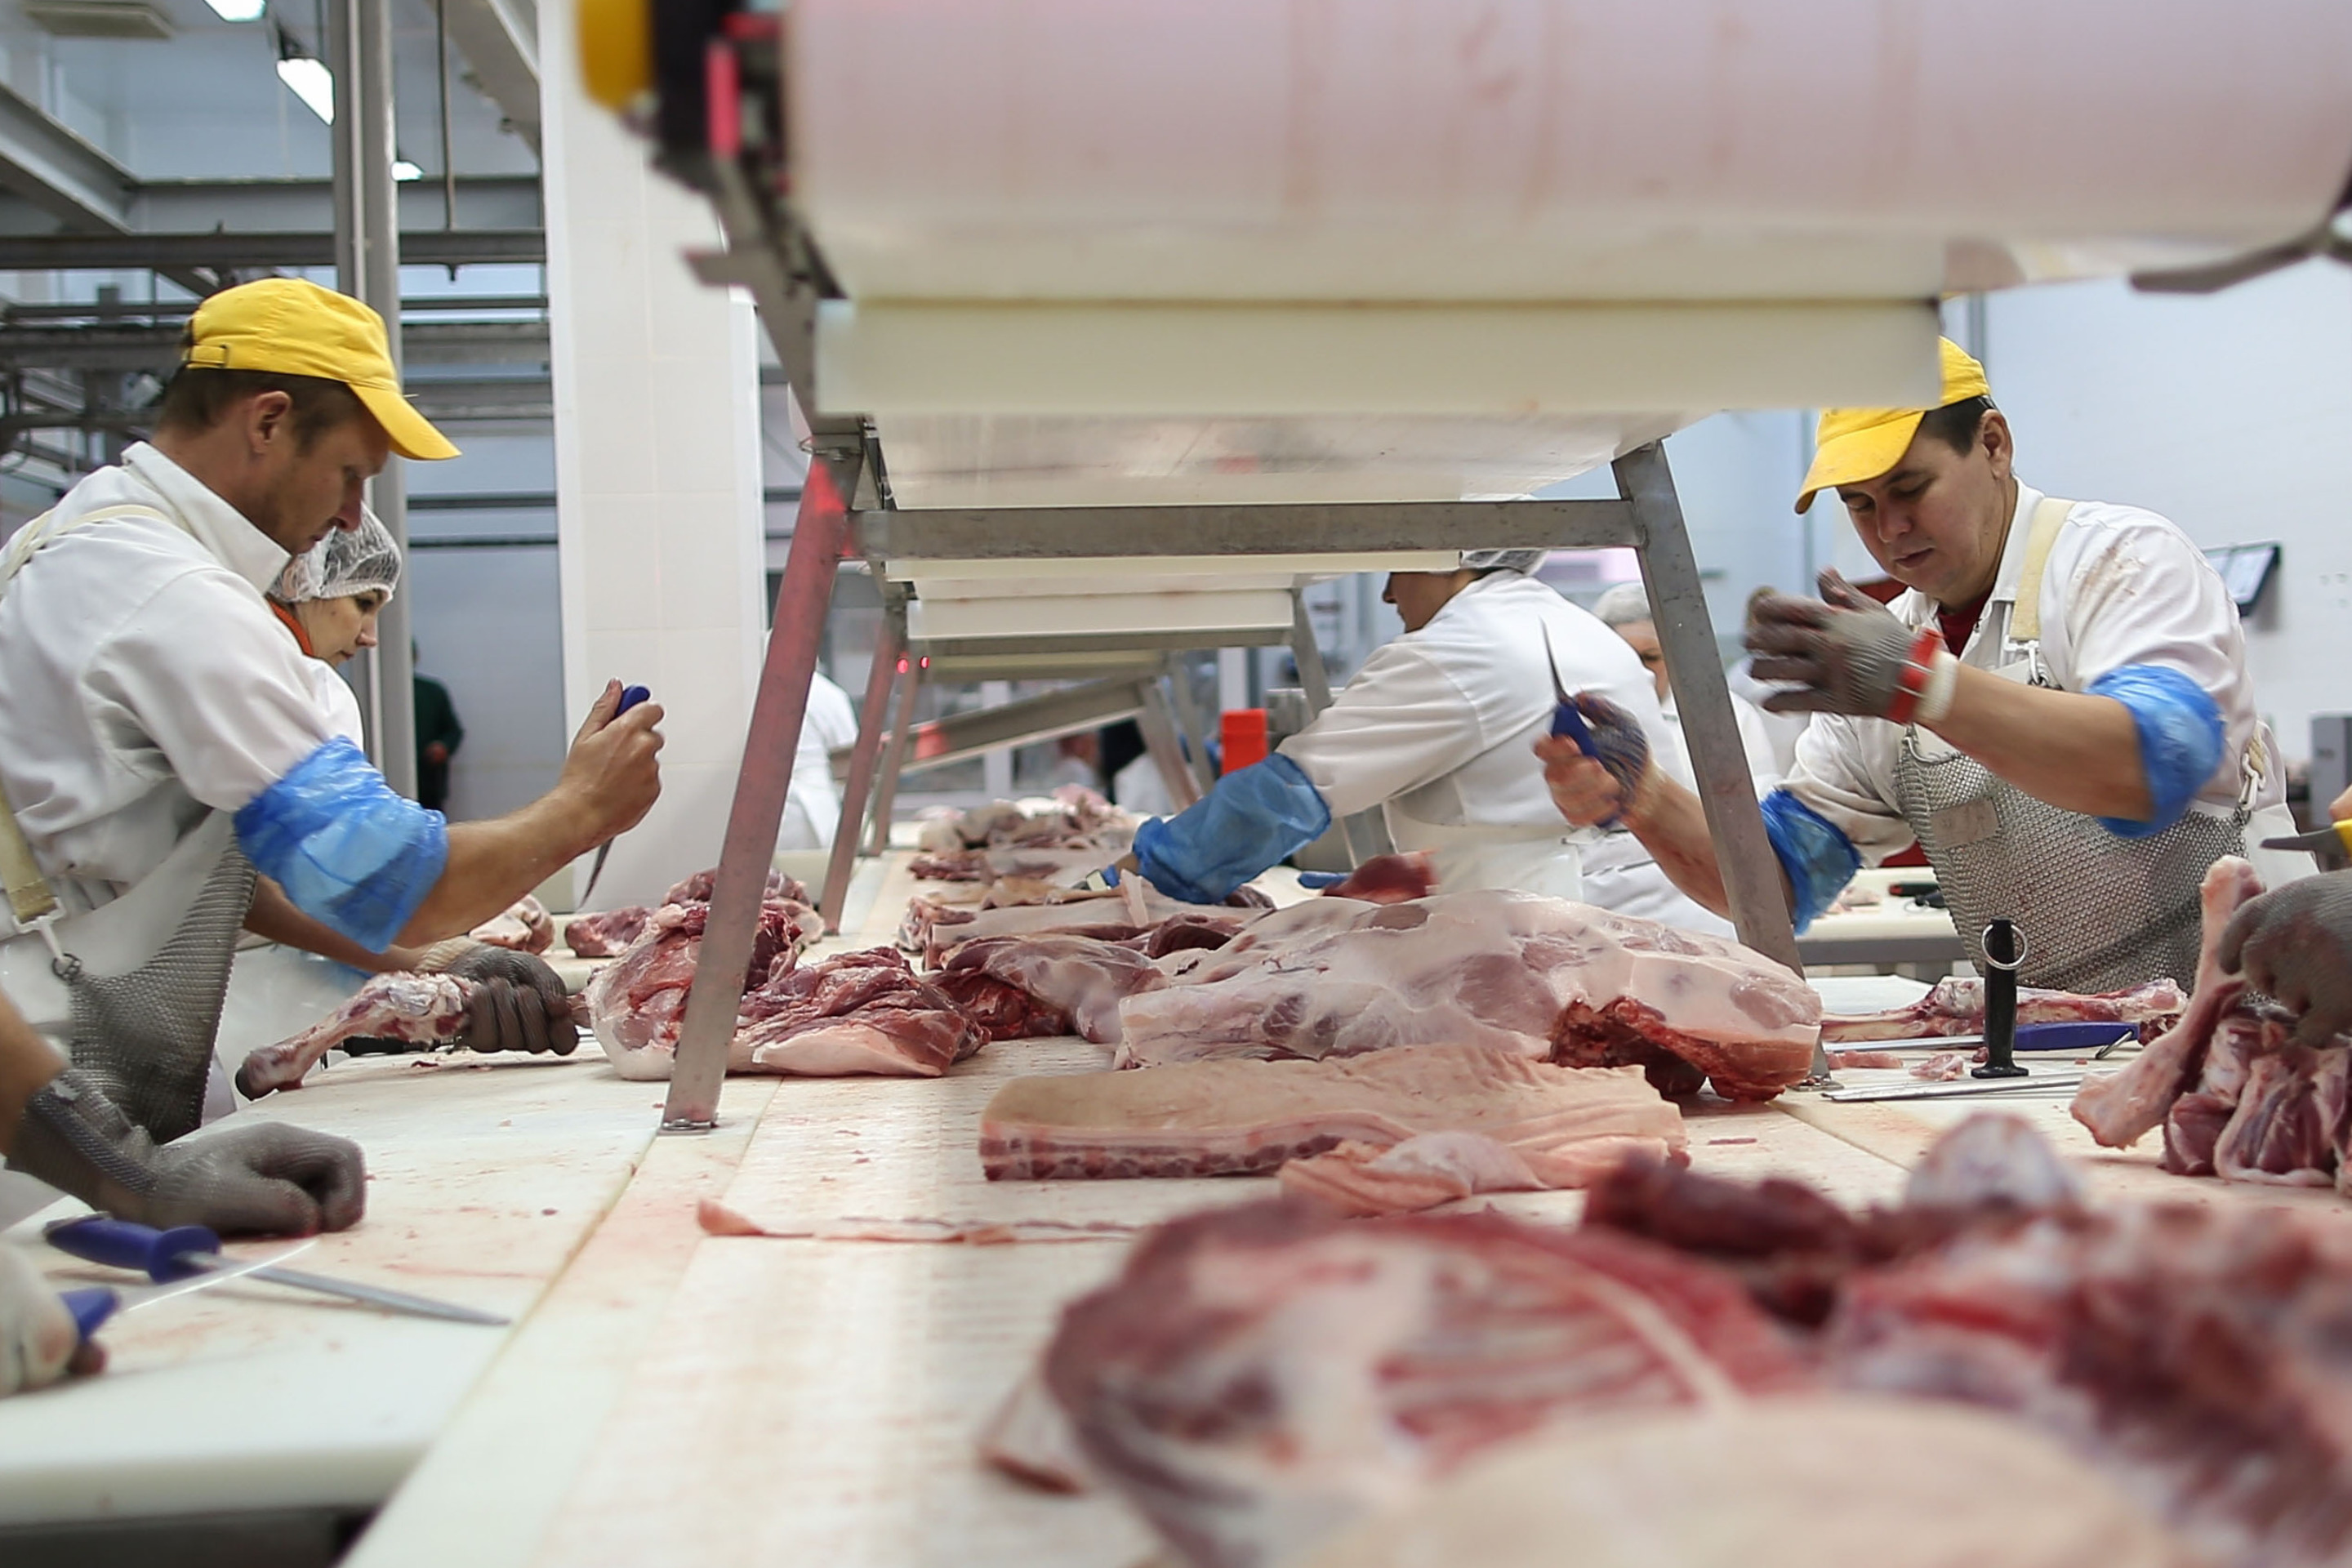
<box><xmin>1277</xmin><ymin>571</ymin><xmax>1673</xmax><ymax>900</ymax></box>
<box><xmin>779</xmin><ymin>670</ymin><xmax>862</xmax><ymax>851</ymax></box>
<box><xmin>1786</xmin><ymin>483</ymin><xmax>2290</xmax><ymax>866</ymax></box>
<box><xmin>0</xmin><ymin>443</ymin><xmax>331</xmax><ymax>917</ymax></box>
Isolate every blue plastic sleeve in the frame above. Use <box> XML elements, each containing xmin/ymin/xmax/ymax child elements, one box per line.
<box><xmin>2085</xmin><ymin>664</ymin><xmax>2225</xmax><ymax>839</ymax></box>
<box><xmin>1761</xmin><ymin>789</ymin><xmax>1862</xmax><ymax>934</ymax></box>
<box><xmin>1132</xmin><ymin>753</ymin><xmax>1334</xmax><ymax>906</ymax></box>
<box><xmin>234</xmin><ymin>737</ymin><xmax>448</xmax><ymax>951</ymax></box>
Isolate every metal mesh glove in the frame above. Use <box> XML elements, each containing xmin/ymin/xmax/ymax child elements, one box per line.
<box><xmin>2219</xmin><ymin>872</ymin><xmax>2352</xmax><ymax>1046</ymax></box>
<box><xmin>1744</xmin><ymin>570</ymin><xmax>1916</xmax><ymax>717</ymax></box>
<box><xmin>9</xmin><ymin>1068</ymin><xmax>367</xmax><ymax>1236</ymax></box>
<box><xmin>1566</xmin><ymin>693</ymin><xmax>1653</xmax><ymax>807</ymax></box>
<box><xmin>0</xmin><ymin>1246</ymin><xmax>82</xmax><ymax>1396</ymax></box>
<box><xmin>414</xmin><ymin>939</ymin><xmax>580</xmax><ymax>1056</ymax></box>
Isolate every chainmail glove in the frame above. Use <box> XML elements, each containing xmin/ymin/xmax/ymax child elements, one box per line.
<box><xmin>415</xmin><ymin>939</ymin><xmax>580</xmax><ymax>1057</ymax></box>
<box><xmin>0</xmin><ymin>1245</ymin><xmax>82</xmax><ymax>1396</ymax></box>
<box><xmin>8</xmin><ymin>1067</ymin><xmax>367</xmax><ymax>1236</ymax></box>
<box><xmin>2219</xmin><ymin>872</ymin><xmax>2352</xmax><ymax>1047</ymax></box>
<box><xmin>1745</xmin><ymin>570</ymin><xmax>1918</xmax><ymax>718</ymax></box>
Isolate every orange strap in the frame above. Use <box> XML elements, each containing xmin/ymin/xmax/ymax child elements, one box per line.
<box><xmin>268</xmin><ymin>599</ymin><xmax>314</xmax><ymax>657</ymax></box>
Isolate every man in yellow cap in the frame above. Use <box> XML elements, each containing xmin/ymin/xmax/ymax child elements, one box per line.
<box><xmin>0</xmin><ymin>279</ymin><xmax>666</xmax><ymax>1235</ymax></box>
<box><xmin>1539</xmin><ymin>337</ymin><xmax>2305</xmax><ymax>993</ymax></box>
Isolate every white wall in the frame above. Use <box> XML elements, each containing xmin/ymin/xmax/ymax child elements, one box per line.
<box><xmin>1971</xmin><ymin>261</ymin><xmax>2352</xmax><ymax>764</ymax></box>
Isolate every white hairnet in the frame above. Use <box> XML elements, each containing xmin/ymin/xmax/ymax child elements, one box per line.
<box><xmin>273</xmin><ymin>507</ymin><xmax>402</xmax><ymax>605</ymax></box>
<box><xmin>1461</xmin><ymin>548</ymin><xmax>1548</xmax><ymax>575</ymax></box>
<box><xmin>1590</xmin><ymin>581</ymin><xmax>1654</xmax><ymax>628</ymax></box>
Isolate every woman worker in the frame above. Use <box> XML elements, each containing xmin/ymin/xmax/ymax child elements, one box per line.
<box><xmin>1105</xmin><ymin>550</ymin><xmax>1672</xmax><ymax>904</ymax></box>
<box><xmin>266</xmin><ymin>506</ymin><xmax>399</xmax><ymax>745</ymax></box>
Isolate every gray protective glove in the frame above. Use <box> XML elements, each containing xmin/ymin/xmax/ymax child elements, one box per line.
<box><xmin>1567</xmin><ymin>693</ymin><xmax>1653</xmax><ymax>805</ymax></box>
<box><xmin>1744</xmin><ymin>570</ymin><xmax>1918</xmax><ymax>717</ymax></box>
<box><xmin>9</xmin><ymin>1067</ymin><xmax>367</xmax><ymax>1236</ymax></box>
<box><xmin>415</xmin><ymin>940</ymin><xmax>580</xmax><ymax>1057</ymax></box>
<box><xmin>2219</xmin><ymin>872</ymin><xmax>2352</xmax><ymax>1046</ymax></box>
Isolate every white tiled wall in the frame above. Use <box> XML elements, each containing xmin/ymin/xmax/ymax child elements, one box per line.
<box><xmin>541</xmin><ymin>0</ymin><xmax>767</xmax><ymax>911</ymax></box>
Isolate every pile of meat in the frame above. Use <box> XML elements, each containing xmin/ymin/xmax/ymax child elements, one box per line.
<box><xmin>1117</xmin><ymin>889</ymin><xmax>1822</xmax><ymax>1102</ymax></box>
<box><xmin>564</xmin><ymin>867</ymin><xmax>813</xmax><ymax>960</ymax></box>
<box><xmin>907</xmin><ymin>786</ymin><xmax>1137</xmax><ymax>883</ymax></box>
<box><xmin>469</xmin><ymin>894</ymin><xmax>554</xmax><ymax>954</ymax></box>
<box><xmin>2074</xmin><ymin>856</ymin><xmax>2352</xmax><ymax>1189</ymax></box>
<box><xmin>235</xmin><ymin>972</ymin><xmax>479</xmax><ymax>1097</ymax></box>
<box><xmin>980</xmin><ymin>1045</ymin><xmax>1685</xmax><ymax>1213</ymax></box>
<box><xmin>1824</xmin><ymin>974</ymin><xmax>2185</xmax><ymax>1044</ymax></box>
<box><xmin>1025</xmin><ymin>1115</ymin><xmax>2345</xmax><ymax>1568</ymax></box>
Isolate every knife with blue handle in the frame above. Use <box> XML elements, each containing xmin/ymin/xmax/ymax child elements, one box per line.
<box><xmin>1539</xmin><ymin>625</ymin><xmax>1598</xmax><ymax>753</ymax></box>
<box><xmin>51</xmin><ymin>1239</ymin><xmax>310</xmax><ymax>1344</ymax></box>
<box><xmin>579</xmin><ymin>683</ymin><xmax>653</xmax><ymax>905</ymax></box>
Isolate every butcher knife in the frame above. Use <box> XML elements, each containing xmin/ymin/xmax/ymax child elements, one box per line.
<box><xmin>578</xmin><ymin>683</ymin><xmax>652</xmax><ymax>905</ymax></box>
<box><xmin>56</xmin><ymin>1240</ymin><xmax>312</xmax><ymax>1345</ymax></box>
<box><xmin>1819</xmin><ymin>1070</ymin><xmax>2094</xmax><ymax>1103</ymax></box>
<box><xmin>1835</xmin><ymin>1022</ymin><xmax>2139</xmax><ymax>1055</ymax></box>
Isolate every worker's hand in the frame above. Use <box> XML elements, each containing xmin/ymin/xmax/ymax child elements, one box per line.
<box><xmin>416</xmin><ymin>942</ymin><xmax>579</xmax><ymax>1056</ymax></box>
<box><xmin>1744</xmin><ymin>571</ymin><xmax>1917</xmax><ymax>718</ymax></box>
<box><xmin>0</xmin><ymin>1246</ymin><xmax>97</xmax><ymax>1396</ymax></box>
<box><xmin>10</xmin><ymin>1069</ymin><xmax>368</xmax><ymax>1238</ymax></box>
<box><xmin>2218</xmin><ymin>872</ymin><xmax>2352</xmax><ymax>1047</ymax></box>
<box><xmin>1534</xmin><ymin>693</ymin><xmax>1651</xmax><ymax>829</ymax></box>
<box><xmin>556</xmin><ymin>679</ymin><xmax>664</xmax><ymax>848</ymax></box>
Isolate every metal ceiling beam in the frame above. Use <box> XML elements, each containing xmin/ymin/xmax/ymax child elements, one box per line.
<box><xmin>439</xmin><ymin>0</ymin><xmax>541</xmax><ymax>154</ymax></box>
<box><xmin>0</xmin><ymin>228</ymin><xmax>544</xmax><ymax>272</ymax></box>
<box><xmin>0</xmin><ymin>318</ymin><xmax>549</xmax><ymax>372</ymax></box>
<box><xmin>0</xmin><ymin>80</ymin><xmax>131</xmax><ymax>231</ymax></box>
<box><xmin>124</xmin><ymin>175</ymin><xmax>542</xmax><ymax>234</ymax></box>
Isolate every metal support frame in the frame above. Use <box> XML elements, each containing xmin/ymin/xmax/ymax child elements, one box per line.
<box><xmin>863</xmin><ymin>662</ymin><xmax>923</xmax><ymax>854</ymax></box>
<box><xmin>1134</xmin><ymin>679</ymin><xmax>1204</xmax><ymax>811</ymax></box>
<box><xmin>817</xmin><ymin>612</ymin><xmax>905</xmax><ymax>935</ymax></box>
<box><xmin>1160</xmin><ymin>657</ymin><xmax>1217</xmax><ymax>794</ymax></box>
<box><xmin>1286</xmin><ymin>587</ymin><xmax>1393</xmax><ymax>866</ymax></box>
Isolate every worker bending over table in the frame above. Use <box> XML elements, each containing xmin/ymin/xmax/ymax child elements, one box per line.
<box><xmin>1541</xmin><ymin>338</ymin><xmax>2305</xmax><ymax>991</ymax></box>
<box><xmin>0</xmin><ymin>278</ymin><xmax>663</xmax><ymax>1201</ymax></box>
<box><xmin>1109</xmin><ymin>550</ymin><xmax>1673</xmax><ymax>902</ymax></box>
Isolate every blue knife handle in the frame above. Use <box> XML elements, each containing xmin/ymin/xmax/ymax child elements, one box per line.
<box><xmin>60</xmin><ymin>1286</ymin><xmax>119</xmax><ymax>1343</ymax></box>
<box><xmin>2013</xmin><ymin>1021</ymin><xmax>2141</xmax><ymax>1053</ymax></box>
<box><xmin>1549</xmin><ymin>700</ymin><xmax>1597</xmax><ymax>755</ymax></box>
<box><xmin>46</xmin><ymin>1217</ymin><xmax>220</xmax><ymax>1283</ymax></box>
<box><xmin>616</xmin><ymin>684</ymin><xmax>651</xmax><ymax>715</ymax></box>
<box><xmin>1296</xmin><ymin>871</ymin><xmax>1348</xmax><ymax>889</ymax></box>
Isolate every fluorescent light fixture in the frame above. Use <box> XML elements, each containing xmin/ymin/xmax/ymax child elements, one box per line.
<box><xmin>393</xmin><ymin>159</ymin><xmax>422</xmax><ymax>181</ymax></box>
<box><xmin>204</xmin><ymin>0</ymin><xmax>266</xmax><ymax>20</ymax></box>
<box><xmin>276</xmin><ymin>54</ymin><xmax>332</xmax><ymax>124</ymax></box>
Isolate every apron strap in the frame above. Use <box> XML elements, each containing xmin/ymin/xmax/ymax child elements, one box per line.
<box><xmin>2005</xmin><ymin>497</ymin><xmax>2076</xmax><ymax>644</ymax></box>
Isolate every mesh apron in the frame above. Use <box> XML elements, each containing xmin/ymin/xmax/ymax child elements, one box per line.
<box><xmin>0</xmin><ymin>501</ymin><xmax>259</xmax><ymax>1143</ymax></box>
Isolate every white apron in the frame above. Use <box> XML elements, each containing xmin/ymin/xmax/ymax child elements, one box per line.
<box><xmin>1383</xmin><ymin>809</ymin><xmax>1586</xmax><ymax>902</ymax></box>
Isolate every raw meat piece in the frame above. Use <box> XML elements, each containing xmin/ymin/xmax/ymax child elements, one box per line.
<box><xmin>980</xmin><ymin>1047</ymin><xmax>1682</xmax><ymax>1182</ymax></box>
<box><xmin>470</xmin><ymin>894</ymin><xmax>554</xmax><ymax>954</ymax></box>
<box><xmin>1298</xmin><ymin>1397</ymin><xmax>2193</xmax><ymax>1568</ymax></box>
<box><xmin>236</xmin><ymin>973</ymin><xmax>473</xmax><ymax>1097</ymax></box>
<box><xmin>2071</xmin><ymin>858</ymin><xmax>2264</xmax><ymax>1148</ymax></box>
<box><xmin>1043</xmin><ymin>1200</ymin><xmax>1808</xmax><ymax>1568</ymax></box>
<box><xmin>926</xmin><ymin>967</ymin><xmax>1069</xmax><ymax>1041</ymax></box>
<box><xmin>1116</xmin><ymin>889</ymin><xmax>1821</xmax><ymax>1102</ymax></box>
<box><xmin>908</xmin><ymin>884</ymin><xmax>1248</xmax><ymax>967</ymax></box>
<box><xmin>1276</xmin><ymin>1133</ymin><xmax>1552</xmax><ymax>1215</ymax></box>
<box><xmin>2158</xmin><ymin>1011</ymin><xmax>2265</xmax><ymax>1176</ymax></box>
<box><xmin>1823</xmin><ymin>976</ymin><xmax>2186</xmax><ymax>1044</ymax></box>
<box><xmin>1122</xmin><ymin>912</ymin><xmax>1240</xmax><ymax>958</ymax></box>
<box><xmin>978</xmin><ymin>1370</ymin><xmax>1092</xmax><ymax>1494</ymax></box>
<box><xmin>661</xmin><ymin>866</ymin><xmax>809</xmax><ymax>907</ymax></box>
<box><xmin>564</xmin><ymin>905</ymin><xmax>650</xmax><ymax>958</ymax></box>
<box><xmin>1317</xmin><ymin>851</ymin><xmax>1437</xmax><ymax>904</ymax></box>
<box><xmin>1910</xmin><ymin>1049</ymin><xmax>1974</xmax><ymax>1081</ymax></box>
<box><xmin>907</xmin><ymin>847</ymin><xmax>991</xmax><ymax>881</ymax></box>
<box><xmin>1903</xmin><ymin>1110</ymin><xmax>2085</xmax><ymax>1213</ymax></box>
<box><xmin>934</xmin><ymin>933</ymin><xmax>1164</xmax><ymax>1044</ymax></box>
<box><xmin>733</xmin><ymin>947</ymin><xmax>986</xmax><ymax>1076</ymax></box>
<box><xmin>583</xmin><ymin>898</ymin><xmax>815</xmax><ymax>1080</ymax></box>
<box><xmin>914</xmin><ymin>789</ymin><xmax>1135</xmax><ymax>855</ymax></box>
<box><xmin>1826</xmin><ymin>1048</ymin><xmax>1905</xmax><ymax>1070</ymax></box>
<box><xmin>2212</xmin><ymin>1041</ymin><xmax>2348</xmax><ymax>1187</ymax></box>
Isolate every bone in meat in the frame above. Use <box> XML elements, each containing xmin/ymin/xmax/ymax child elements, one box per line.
<box><xmin>935</xmin><ymin>934</ymin><xmax>1168</xmax><ymax>1045</ymax></box>
<box><xmin>735</xmin><ymin>947</ymin><xmax>986</xmax><ymax>1077</ymax></box>
<box><xmin>583</xmin><ymin>898</ymin><xmax>814</xmax><ymax>1080</ymax></box>
<box><xmin>981</xmin><ymin>1046</ymin><xmax>1682</xmax><ymax>1187</ymax></box>
<box><xmin>2071</xmin><ymin>857</ymin><xmax>2264</xmax><ymax>1148</ymax></box>
<box><xmin>1116</xmin><ymin>889</ymin><xmax>1821</xmax><ymax>1102</ymax></box>
<box><xmin>907</xmin><ymin>884</ymin><xmax>1246</xmax><ymax>968</ymax></box>
<box><xmin>236</xmin><ymin>973</ymin><xmax>473</xmax><ymax>1098</ymax></box>
<box><xmin>564</xmin><ymin>905</ymin><xmax>651</xmax><ymax>958</ymax></box>
<box><xmin>1822</xmin><ymin>976</ymin><xmax>2185</xmax><ymax>1043</ymax></box>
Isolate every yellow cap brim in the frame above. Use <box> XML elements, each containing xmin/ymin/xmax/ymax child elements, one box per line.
<box><xmin>1793</xmin><ymin>410</ymin><xmax>1924</xmax><ymax>514</ymax></box>
<box><xmin>354</xmin><ymin>383</ymin><xmax>460</xmax><ymax>461</ymax></box>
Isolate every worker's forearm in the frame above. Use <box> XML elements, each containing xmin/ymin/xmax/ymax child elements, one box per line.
<box><xmin>1619</xmin><ymin>773</ymin><xmax>1740</xmax><ymax>918</ymax></box>
<box><xmin>246</xmin><ymin>877</ymin><xmax>420</xmax><ymax>972</ymax></box>
<box><xmin>395</xmin><ymin>793</ymin><xmax>594</xmax><ymax>946</ymax></box>
<box><xmin>1925</xmin><ymin>670</ymin><xmax>2153</xmax><ymax>822</ymax></box>
<box><xmin>0</xmin><ymin>996</ymin><xmax>66</xmax><ymax>1152</ymax></box>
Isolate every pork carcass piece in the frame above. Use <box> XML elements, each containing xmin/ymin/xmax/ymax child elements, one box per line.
<box><xmin>982</xmin><ymin>1046</ymin><xmax>1681</xmax><ymax>1188</ymax></box>
<box><xmin>236</xmin><ymin>973</ymin><xmax>473</xmax><ymax>1097</ymax></box>
<box><xmin>469</xmin><ymin>893</ymin><xmax>555</xmax><ymax>954</ymax></box>
<box><xmin>1043</xmin><ymin>1200</ymin><xmax>1808</xmax><ymax>1568</ymax></box>
<box><xmin>733</xmin><ymin>947</ymin><xmax>986</xmax><ymax>1077</ymax></box>
<box><xmin>1822</xmin><ymin>975</ymin><xmax>2185</xmax><ymax>1043</ymax></box>
<box><xmin>1116</xmin><ymin>889</ymin><xmax>1822</xmax><ymax>1102</ymax></box>
<box><xmin>661</xmin><ymin>866</ymin><xmax>810</xmax><ymax>907</ymax></box>
<box><xmin>564</xmin><ymin>905</ymin><xmax>651</xmax><ymax>958</ymax></box>
<box><xmin>584</xmin><ymin>898</ymin><xmax>813</xmax><ymax>1080</ymax></box>
<box><xmin>934</xmin><ymin>934</ymin><xmax>1167</xmax><ymax>1045</ymax></box>
<box><xmin>1316</xmin><ymin>851</ymin><xmax>1437</xmax><ymax>904</ymax></box>
<box><xmin>2072</xmin><ymin>857</ymin><xmax>2265</xmax><ymax>1148</ymax></box>
<box><xmin>909</xmin><ymin>882</ymin><xmax>1249</xmax><ymax>967</ymax></box>
<box><xmin>1298</xmin><ymin>1397</ymin><xmax>2194</xmax><ymax>1568</ymax></box>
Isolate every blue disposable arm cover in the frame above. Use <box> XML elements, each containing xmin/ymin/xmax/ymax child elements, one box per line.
<box><xmin>1761</xmin><ymin>788</ymin><xmax>1862</xmax><ymax>934</ymax></box>
<box><xmin>1132</xmin><ymin>753</ymin><xmax>1334</xmax><ymax>906</ymax></box>
<box><xmin>234</xmin><ymin>737</ymin><xmax>448</xmax><ymax>951</ymax></box>
<box><xmin>2086</xmin><ymin>664</ymin><xmax>2225</xmax><ymax>839</ymax></box>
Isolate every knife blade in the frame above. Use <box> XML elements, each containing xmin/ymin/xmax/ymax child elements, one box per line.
<box><xmin>578</xmin><ymin>683</ymin><xmax>652</xmax><ymax>905</ymax></box>
<box><xmin>1820</xmin><ymin>1069</ymin><xmax>2092</xmax><ymax>1103</ymax></box>
<box><xmin>1829</xmin><ymin>1022</ymin><xmax>2136</xmax><ymax>1055</ymax></box>
<box><xmin>55</xmin><ymin>1240</ymin><xmax>312</xmax><ymax>1343</ymax></box>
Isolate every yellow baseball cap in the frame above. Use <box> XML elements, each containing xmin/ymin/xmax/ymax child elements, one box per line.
<box><xmin>1793</xmin><ymin>337</ymin><xmax>1989</xmax><ymax>513</ymax></box>
<box><xmin>181</xmin><ymin>278</ymin><xmax>460</xmax><ymax>461</ymax></box>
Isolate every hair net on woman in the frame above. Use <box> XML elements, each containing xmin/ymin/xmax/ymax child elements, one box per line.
<box><xmin>1590</xmin><ymin>581</ymin><xmax>1655</xmax><ymax>627</ymax></box>
<box><xmin>272</xmin><ymin>507</ymin><xmax>403</xmax><ymax>605</ymax></box>
<box><xmin>1459</xmin><ymin>547</ymin><xmax>1548</xmax><ymax>575</ymax></box>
